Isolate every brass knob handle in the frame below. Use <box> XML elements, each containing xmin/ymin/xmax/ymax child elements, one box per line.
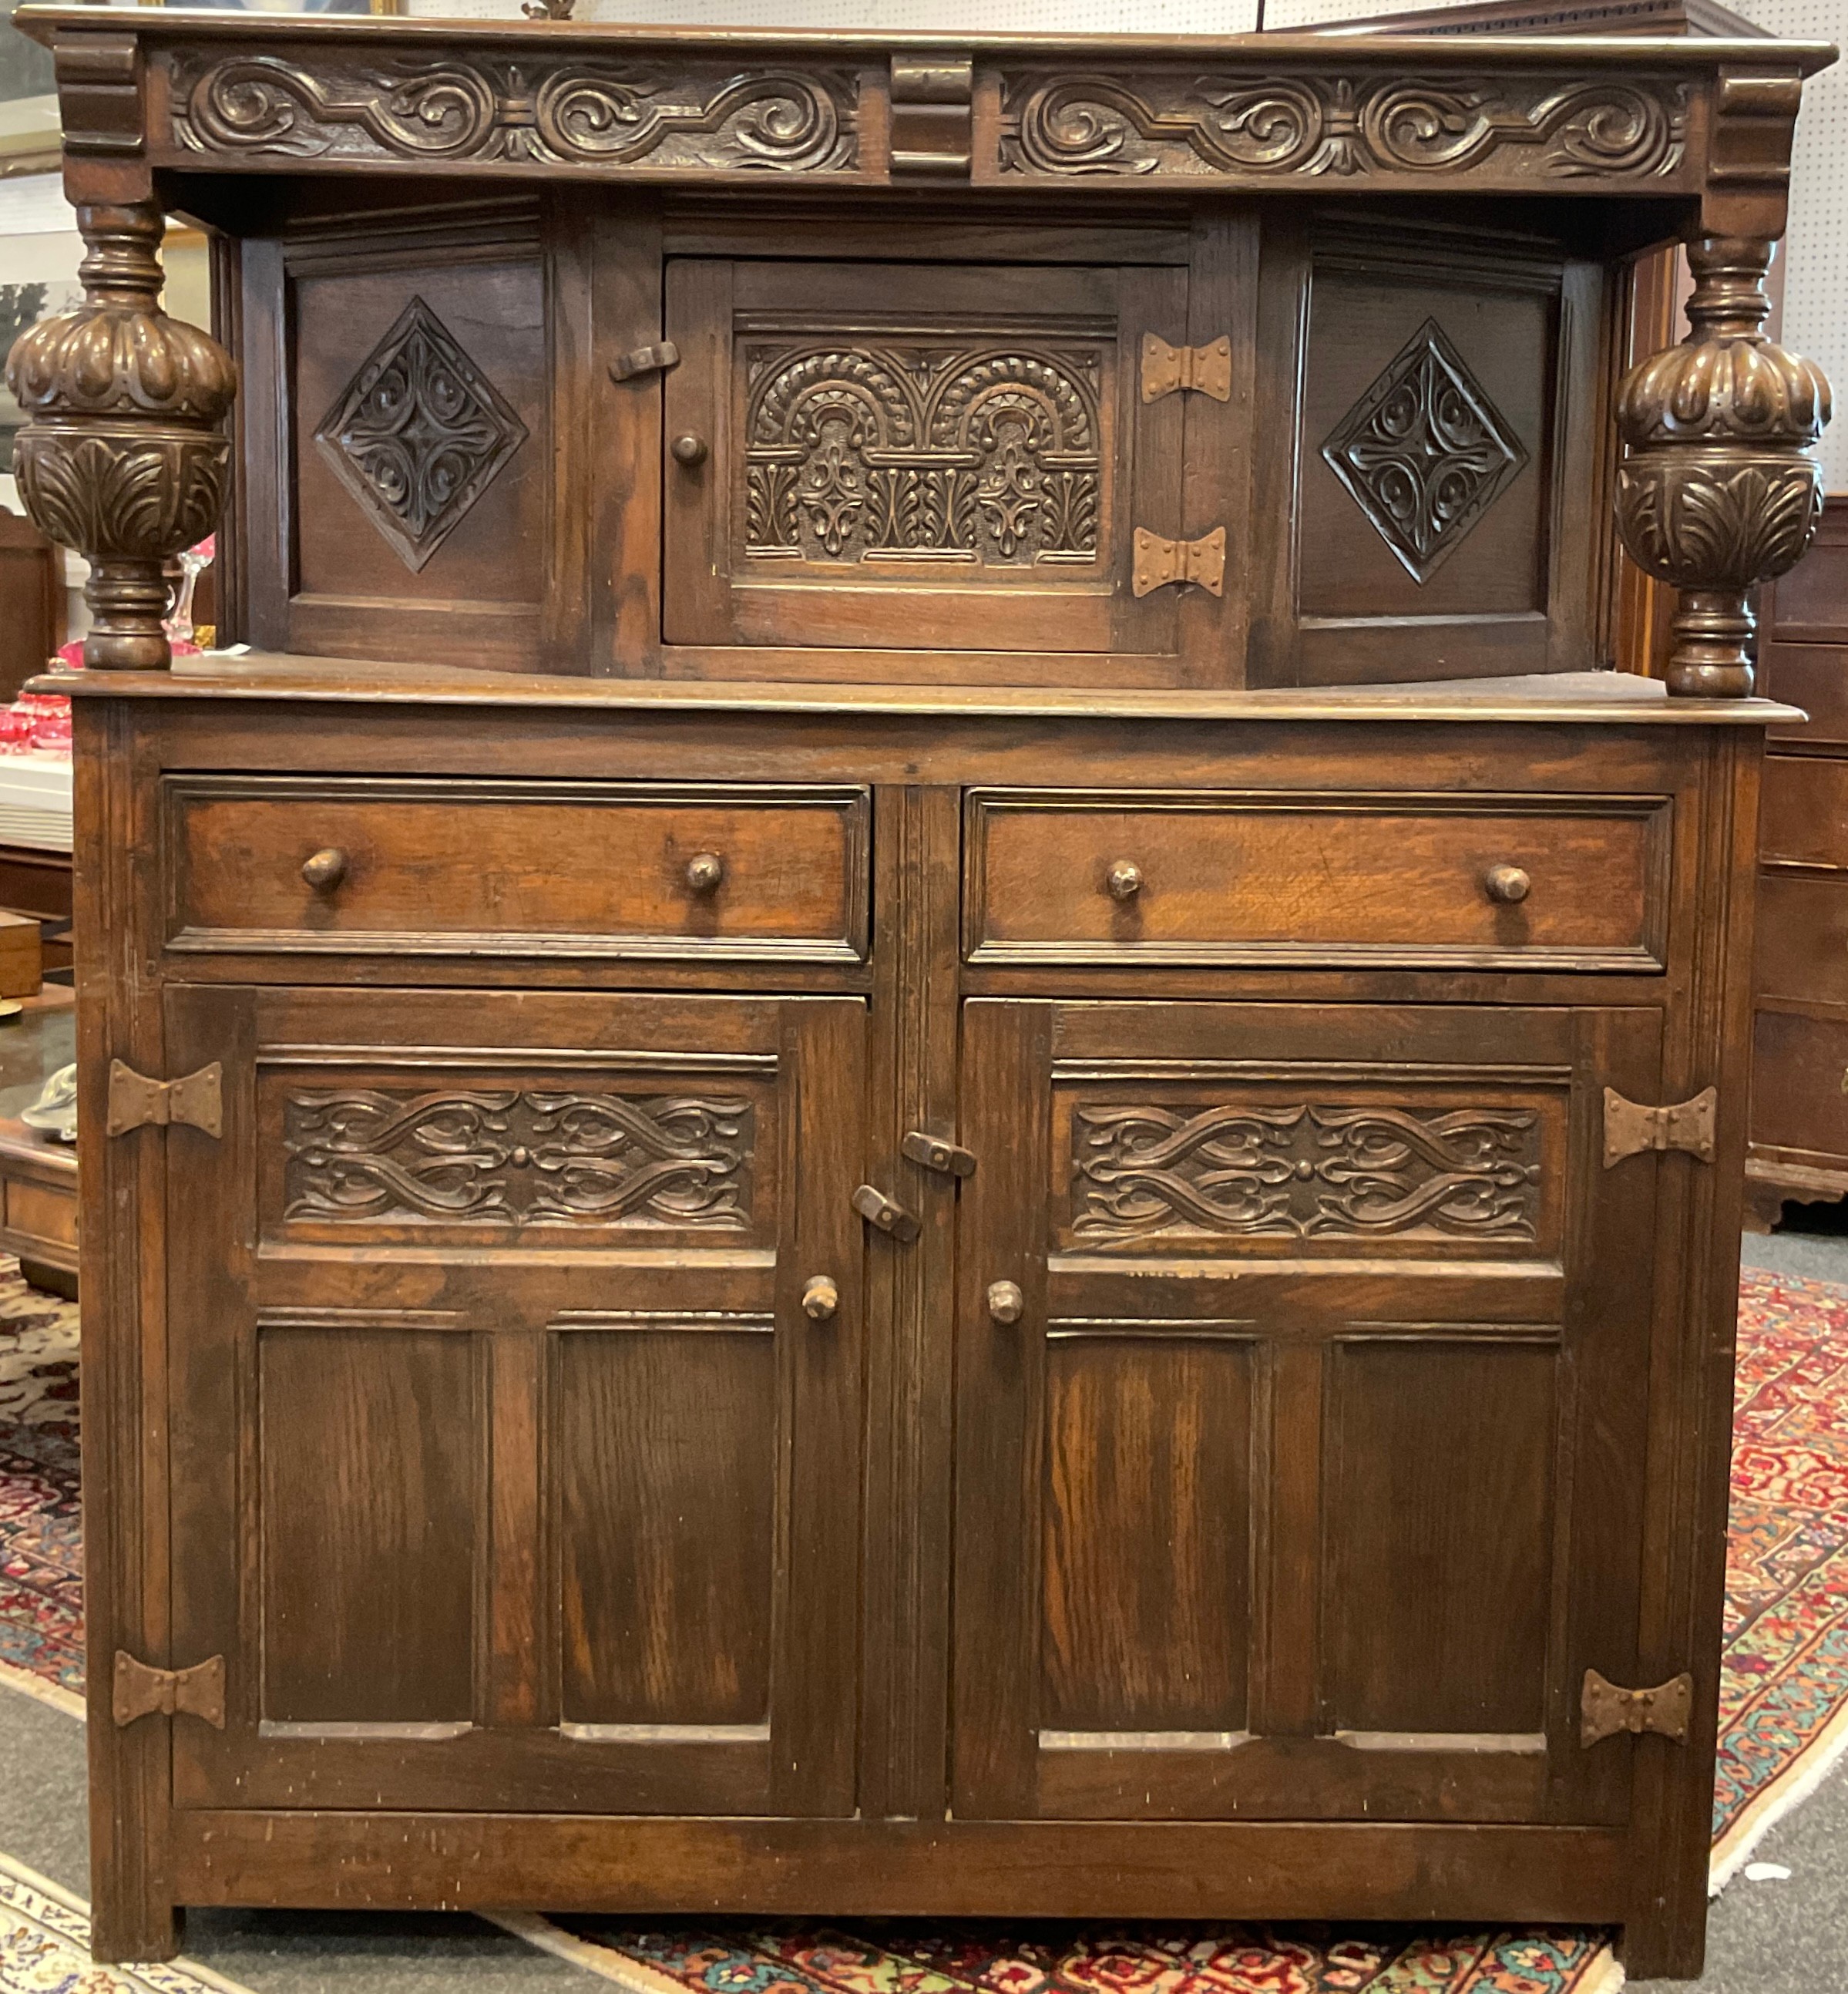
<box><xmin>986</xmin><ymin>1279</ymin><xmax>1025</xmax><ymax>1326</ymax></box>
<box><xmin>1484</xmin><ymin>864</ymin><xmax>1531</xmax><ymax>906</ymax></box>
<box><xmin>670</xmin><ymin>433</ymin><xmax>708</xmax><ymax>467</ymax></box>
<box><xmin>301</xmin><ymin>846</ymin><xmax>348</xmax><ymax>891</ymax></box>
<box><xmin>801</xmin><ymin>1274</ymin><xmax>838</xmax><ymax>1323</ymax></box>
<box><xmin>685</xmin><ymin>851</ymin><xmax>724</xmax><ymax>895</ymax></box>
<box><xmin>1107</xmin><ymin>859</ymin><xmax>1144</xmax><ymax>903</ymax></box>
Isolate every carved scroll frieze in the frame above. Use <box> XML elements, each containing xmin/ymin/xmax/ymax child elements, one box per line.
<box><xmin>3</xmin><ymin>201</ymin><xmax>234</xmax><ymax>670</ymax></box>
<box><xmin>1614</xmin><ymin>235</ymin><xmax>1832</xmax><ymax>696</ymax></box>
<box><xmin>165</xmin><ymin>51</ymin><xmax>857</xmax><ymax>173</ymax></box>
<box><xmin>1321</xmin><ymin>318</ymin><xmax>1529</xmax><ymax>583</ymax></box>
<box><xmin>314</xmin><ymin>296</ymin><xmax>529</xmax><ymax>572</ymax></box>
<box><xmin>996</xmin><ymin>70</ymin><xmax>1688</xmax><ymax>184</ymax></box>
<box><xmin>743</xmin><ymin>340</ymin><xmax>1104</xmax><ymax>567</ymax></box>
<box><xmin>1070</xmin><ymin>1101</ymin><xmax>1541</xmax><ymax>1246</ymax></box>
<box><xmin>284</xmin><ymin>1088</ymin><xmax>754</xmax><ymax>1229</ymax></box>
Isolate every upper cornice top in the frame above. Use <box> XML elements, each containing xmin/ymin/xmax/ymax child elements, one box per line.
<box><xmin>20</xmin><ymin>4</ymin><xmax>1835</xmax><ymax>236</ymax></box>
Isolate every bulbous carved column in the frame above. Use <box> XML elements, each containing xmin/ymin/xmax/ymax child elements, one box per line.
<box><xmin>3</xmin><ymin>202</ymin><xmax>234</xmax><ymax>670</ymax></box>
<box><xmin>1615</xmin><ymin>236</ymin><xmax>1831</xmax><ymax>698</ymax></box>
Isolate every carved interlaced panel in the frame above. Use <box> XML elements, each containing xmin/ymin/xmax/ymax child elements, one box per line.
<box><xmin>1319</xmin><ymin>318</ymin><xmax>1528</xmax><ymax>583</ymax></box>
<box><xmin>283</xmin><ymin>1088</ymin><xmax>752</xmax><ymax>1228</ymax></box>
<box><xmin>314</xmin><ymin>296</ymin><xmax>529</xmax><ymax>572</ymax></box>
<box><xmin>1070</xmin><ymin>1101</ymin><xmax>1541</xmax><ymax>1246</ymax></box>
<box><xmin>741</xmin><ymin>338</ymin><xmax>1106</xmax><ymax>570</ymax></box>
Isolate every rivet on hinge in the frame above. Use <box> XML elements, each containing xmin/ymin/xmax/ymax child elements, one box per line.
<box><xmin>1580</xmin><ymin>1667</ymin><xmax>1693</xmax><ymax>1747</ymax></box>
<box><xmin>609</xmin><ymin>341</ymin><xmax>680</xmax><ymax>383</ymax></box>
<box><xmin>106</xmin><ymin>1060</ymin><xmax>223</xmax><ymax>1139</ymax></box>
<box><xmin>1141</xmin><ymin>333</ymin><xmax>1232</xmax><ymax>403</ymax></box>
<box><xmin>1602</xmin><ymin>1085</ymin><xmax>1717</xmax><ymax>1168</ymax></box>
<box><xmin>1132</xmin><ymin>527</ymin><xmax>1226</xmax><ymax>599</ymax></box>
<box><xmin>852</xmin><ymin>1182</ymin><xmax>922</xmax><ymax>1242</ymax></box>
<box><xmin>902</xmin><ymin>1129</ymin><xmax>976</xmax><ymax>1179</ymax></box>
<box><xmin>113</xmin><ymin>1650</ymin><xmax>227</xmax><ymax>1730</ymax></box>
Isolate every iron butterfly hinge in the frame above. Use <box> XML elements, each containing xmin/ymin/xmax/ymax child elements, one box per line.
<box><xmin>1132</xmin><ymin>527</ymin><xmax>1227</xmax><ymax>599</ymax></box>
<box><xmin>1602</xmin><ymin>1086</ymin><xmax>1717</xmax><ymax>1168</ymax></box>
<box><xmin>1141</xmin><ymin>333</ymin><xmax>1232</xmax><ymax>403</ymax></box>
<box><xmin>106</xmin><ymin>1060</ymin><xmax>223</xmax><ymax>1139</ymax></box>
<box><xmin>1580</xmin><ymin>1667</ymin><xmax>1694</xmax><ymax>1748</ymax></box>
<box><xmin>113</xmin><ymin>1650</ymin><xmax>227</xmax><ymax>1730</ymax></box>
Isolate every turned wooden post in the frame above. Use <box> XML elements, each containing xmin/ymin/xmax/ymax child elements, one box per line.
<box><xmin>3</xmin><ymin>201</ymin><xmax>234</xmax><ymax>671</ymax></box>
<box><xmin>1614</xmin><ymin>236</ymin><xmax>1831</xmax><ymax>698</ymax></box>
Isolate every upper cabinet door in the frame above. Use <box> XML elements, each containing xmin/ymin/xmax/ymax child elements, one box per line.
<box><xmin>662</xmin><ymin>256</ymin><xmax>1231</xmax><ymax>670</ymax></box>
<box><xmin>953</xmin><ymin>998</ymin><xmax>1663</xmax><ymax>1828</ymax></box>
<box><xmin>163</xmin><ymin>984</ymin><xmax>865</xmax><ymax>1821</ymax></box>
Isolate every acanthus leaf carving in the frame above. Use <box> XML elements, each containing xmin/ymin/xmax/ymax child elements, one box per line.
<box><xmin>168</xmin><ymin>51</ymin><xmax>855</xmax><ymax>173</ymax></box>
<box><xmin>1070</xmin><ymin>1101</ymin><xmax>1542</xmax><ymax>1246</ymax></box>
<box><xmin>743</xmin><ymin>338</ymin><xmax>1103</xmax><ymax>568</ymax></box>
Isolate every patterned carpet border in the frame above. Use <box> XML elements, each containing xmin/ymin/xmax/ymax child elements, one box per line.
<box><xmin>0</xmin><ymin>1851</ymin><xmax>252</xmax><ymax>1994</ymax></box>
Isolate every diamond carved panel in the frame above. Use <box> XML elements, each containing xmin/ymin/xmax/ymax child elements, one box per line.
<box><xmin>314</xmin><ymin>296</ymin><xmax>529</xmax><ymax>573</ymax></box>
<box><xmin>1319</xmin><ymin>318</ymin><xmax>1529</xmax><ymax>584</ymax></box>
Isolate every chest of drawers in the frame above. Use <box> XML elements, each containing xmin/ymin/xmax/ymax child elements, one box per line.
<box><xmin>7</xmin><ymin>5</ymin><xmax>1834</xmax><ymax>1983</ymax></box>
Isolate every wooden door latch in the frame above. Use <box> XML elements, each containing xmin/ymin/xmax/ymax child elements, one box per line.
<box><xmin>1580</xmin><ymin>1667</ymin><xmax>1693</xmax><ymax>1747</ymax></box>
<box><xmin>1602</xmin><ymin>1085</ymin><xmax>1716</xmax><ymax>1168</ymax></box>
<box><xmin>113</xmin><ymin>1650</ymin><xmax>226</xmax><ymax>1730</ymax></box>
<box><xmin>1141</xmin><ymin>333</ymin><xmax>1232</xmax><ymax>403</ymax></box>
<box><xmin>852</xmin><ymin>1182</ymin><xmax>921</xmax><ymax>1242</ymax></box>
<box><xmin>609</xmin><ymin>341</ymin><xmax>679</xmax><ymax>382</ymax></box>
<box><xmin>1133</xmin><ymin>527</ymin><xmax>1226</xmax><ymax>598</ymax></box>
<box><xmin>902</xmin><ymin>1129</ymin><xmax>976</xmax><ymax>1179</ymax></box>
<box><xmin>106</xmin><ymin>1059</ymin><xmax>223</xmax><ymax>1139</ymax></box>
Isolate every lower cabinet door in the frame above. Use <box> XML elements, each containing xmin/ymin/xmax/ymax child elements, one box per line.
<box><xmin>163</xmin><ymin>984</ymin><xmax>865</xmax><ymax>1817</ymax></box>
<box><xmin>953</xmin><ymin>998</ymin><xmax>1664</xmax><ymax>1825</ymax></box>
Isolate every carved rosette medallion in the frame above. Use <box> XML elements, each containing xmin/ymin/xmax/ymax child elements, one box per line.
<box><xmin>998</xmin><ymin>70</ymin><xmax>1686</xmax><ymax>183</ymax></box>
<box><xmin>1615</xmin><ymin>236</ymin><xmax>1832</xmax><ymax>698</ymax></box>
<box><xmin>1320</xmin><ymin>318</ymin><xmax>1528</xmax><ymax>582</ymax></box>
<box><xmin>283</xmin><ymin>1087</ymin><xmax>754</xmax><ymax>1229</ymax></box>
<box><xmin>315</xmin><ymin>297</ymin><xmax>529</xmax><ymax>571</ymax></box>
<box><xmin>743</xmin><ymin>339</ymin><xmax>1104</xmax><ymax>568</ymax></box>
<box><xmin>168</xmin><ymin>52</ymin><xmax>855</xmax><ymax>173</ymax></box>
<box><xmin>4</xmin><ymin>203</ymin><xmax>235</xmax><ymax>670</ymax></box>
<box><xmin>1070</xmin><ymin>1100</ymin><xmax>1541</xmax><ymax>1246</ymax></box>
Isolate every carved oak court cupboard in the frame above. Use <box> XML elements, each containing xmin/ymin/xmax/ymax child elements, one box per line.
<box><xmin>4</xmin><ymin>4</ymin><xmax>1836</xmax><ymax>1978</ymax></box>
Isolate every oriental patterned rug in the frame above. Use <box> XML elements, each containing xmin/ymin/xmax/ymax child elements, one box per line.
<box><xmin>1</xmin><ymin>1261</ymin><xmax>1844</xmax><ymax>1993</ymax></box>
<box><xmin>0</xmin><ymin>1852</ymin><xmax>247</xmax><ymax>1994</ymax></box>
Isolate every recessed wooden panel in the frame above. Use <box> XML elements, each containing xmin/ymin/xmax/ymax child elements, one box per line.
<box><xmin>1042</xmin><ymin>1335</ymin><xmax>1252</xmax><ymax>1735</ymax></box>
<box><xmin>968</xmin><ymin>790</ymin><xmax>1668</xmax><ymax>972</ymax></box>
<box><xmin>1050</xmin><ymin>1076</ymin><xmax>1564</xmax><ymax>1262</ymax></box>
<box><xmin>291</xmin><ymin>257</ymin><xmax>546</xmax><ymax>617</ymax></box>
<box><xmin>1756</xmin><ymin>871</ymin><xmax>1848</xmax><ymax>1008</ymax></box>
<box><xmin>1325</xmin><ymin>1339</ymin><xmax>1557</xmax><ymax>1737</ymax></box>
<box><xmin>259</xmin><ymin>1328</ymin><xmax>478</xmax><ymax>1727</ymax></box>
<box><xmin>165</xmin><ymin>776</ymin><xmax>869</xmax><ymax>963</ymax></box>
<box><xmin>1759</xmin><ymin>755</ymin><xmax>1848</xmax><ymax>869</ymax></box>
<box><xmin>556</xmin><ymin>1327</ymin><xmax>777</xmax><ymax>1730</ymax></box>
<box><xmin>255</xmin><ymin>1061</ymin><xmax>777</xmax><ymax>1252</ymax></box>
<box><xmin>1299</xmin><ymin>271</ymin><xmax>1549</xmax><ymax>622</ymax></box>
<box><xmin>662</xmin><ymin>257</ymin><xmax>1191</xmax><ymax>658</ymax></box>
<box><xmin>1760</xmin><ymin>641</ymin><xmax>1848</xmax><ymax>746</ymax></box>
<box><xmin>1752</xmin><ymin>1010</ymin><xmax>1848</xmax><ymax>1162</ymax></box>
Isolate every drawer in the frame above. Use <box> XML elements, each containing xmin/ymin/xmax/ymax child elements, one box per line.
<box><xmin>1752</xmin><ymin>1007</ymin><xmax>1848</xmax><ymax>1163</ymax></box>
<box><xmin>1759</xmin><ymin>754</ymin><xmax>1848</xmax><ymax>868</ymax></box>
<box><xmin>1756</xmin><ymin>871</ymin><xmax>1848</xmax><ymax>1007</ymax></box>
<box><xmin>165</xmin><ymin>777</ymin><xmax>870</xmax><ymax>963</ymax></box>
<box><xmin>964</xmin><ymin>789</ymin><xmax>1671</xmax><ymax>971</ymax></box>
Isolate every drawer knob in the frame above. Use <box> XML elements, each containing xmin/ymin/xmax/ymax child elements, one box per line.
<box><xmin>301</xmin><ymin>846</ymin><xmax>348</xmax><ymax>891</ymax></box>
<box><xmin>1484</xmin><ymin>864</ymin><xmax>1531</xmax><ymax>906</ymax></box>
<box><xmin>670</xmin><ymin>432</ymin><xmax>709</xmax><ymax>468</ymax></box>
<box><xmin>684</xmin><ymin>851</ymin><xmax>725</xmax><ymax>895</ymax></box>
<box><xmin>986</xmin><ymin>1279</ymin><xmax>1025</xmax><ymax>1326</ymax></box>
<box><xmin>801</xmin><ymin>1274</ymin><xmax>839</xmax><ymax>1323</ymax></box>
<box><xmin>1107</xmin><ymin>859</ymin><xmax>1144</xmax><ymax>903</ymax></box>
